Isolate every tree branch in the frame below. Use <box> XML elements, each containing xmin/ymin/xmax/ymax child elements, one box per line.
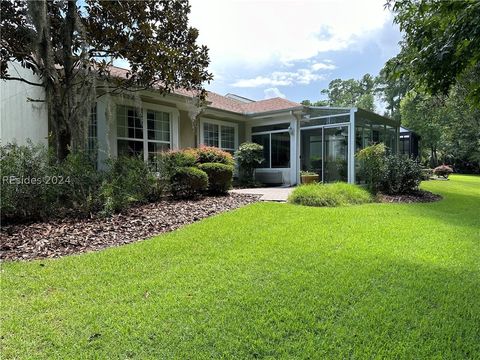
<box><xmin>1</xmin><ymin>77</ymin><xmax>44</xmax><ymax>87</ymax></box>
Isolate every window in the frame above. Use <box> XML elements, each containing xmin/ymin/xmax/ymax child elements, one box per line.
<box><xmin>147</xmin><ymin>110</ymin><xmax>170</xmax><ymax>161</ymax></box>
<box><xmin>116</xmin><ymin>105</ymin><xmax>171</xmax><ymax>160</ymax></box>
<box><xmin>202</xmin><ymin>121</ymin><xmax>237</xmax><ymax>152</ymax></box>
<box><xmin>87</xmin><ymin>104</ymin><xmax>98</xmax><ymax>166</ymax></box>
<box><xmin>252</xmin><ymin>131</ymin><xmax>290</xmax><ymax>168</ymax></box>
<box><xmin>203</xmin><ymin>122</ymin><xmax>219</xmax><ymax>147</ymax></box>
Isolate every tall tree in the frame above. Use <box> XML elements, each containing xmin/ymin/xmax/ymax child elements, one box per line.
<box><xmin>319</xmin><ymin>74</ymin><xmax>376</xmax><ymax>111</ymax></box>
<box><xmin>387</xmin><ymin>0</ymin><xmax>480</xmax><ymax>106</ymax></box>
<box><xmin>376</xmin><ymin>56</ymin><xmax>413</xmax><ymax>122</ymax></box>
<box><xmin>1</xmin><ymin>0</ymin><xmax>212</xmax><ymax>160</ymax></box>
<box><xmin>400</xmin><ymin>91</ymin><xmax>444</xmax><ymax>166</ymax></box>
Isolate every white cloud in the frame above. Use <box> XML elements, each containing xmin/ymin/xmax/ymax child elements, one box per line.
<box><xmin>189</xmin><ymin>0</ymin><xmax>393</xmax><ymax>68</ymax></box>
<box><xmin>232</xmin><ymin>68</ymin><xmax>324</xmax><ymax>88</ymax></box>
<box><xmin>311</xmin><ymin>62</ymin><xmax>337</xmax><ymax>71</ymax></box>
<box><xmin>264</xmin><ymin>87</ymin><xmax>286</xmax><ymax>99</ymax></box>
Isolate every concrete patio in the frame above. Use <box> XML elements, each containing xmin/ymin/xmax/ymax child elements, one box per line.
<box><xmin>230</xmin><ymin>186</ymin><xmax>294</xmax><ymax>202</ymax></box>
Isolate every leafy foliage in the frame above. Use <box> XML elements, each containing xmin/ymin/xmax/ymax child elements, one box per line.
<box><xmin>194</xmin><ymin>146</ymin><xmax>234</xmax><ymax>166</ymax></box>
<box><xmin>380</xmin><ymin>155</ymin><xmax>423</xmax><ymax>195</ymax></box>
<box><xmin>234</xmin><ymin>142</ymin><xmax>264</xmax><ymax>185</ymax></box>
<box><xmin>355</xmin><ymin>143</ymin><xmax>386</xmax><ymax>193</ymax></box>
<box><xmin>100</xmin><ymin>156</ymin><xmax>156</xmax><ymax>216</ymax></box>
<box><xmin>0</xmin><ymin>0</ymin><xmax>212</xmax><ymax>160</ymax></box>
<box><xmin>387</xmin><ymin>0</ymin><xmax>480</xmax><ymax>106</ymax></box>
<box><xmin>154</xmin><ymin>149</ymin><xmax>197</xmax><ymax>185</ymax></box>
<box><xmin>433</xmin><ymin>165</ymin><xmax>453</xmax><ymax>179</ymax></box>
<box><xmin>306</xmin><ymin>74</ymin><xmax>377</xmax><ymax>111</ymax></box>
<box><xmin>198</xmin><ymin>163</ymin><xmax>233</xmax><ymax>195</ymax></box>
<box><xmin>0</xmin><ymin>142</ymin><xmax>57</xmax><ymax>221</ymax></box>
<box><xmin>170</xmin><ymin>166</ymin><xmax>208</xmax><ymax>199</ymax></box>
<box><xmin>288</xmin><ymin>182</ymin><xmax>373</xmax><ymax>207</ymax></box>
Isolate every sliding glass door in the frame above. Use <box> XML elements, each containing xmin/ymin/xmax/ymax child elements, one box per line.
<box><xmin>323</xmin><ymin>126</ymin><xmax>348</xmax><ymax>182</ymax></box>
<box><xmin>300</xmin><ymin>128</ymin><xmax>323</xmax><ymax>177</ymax></box>
<box><xmin>300</xmin><ymin>125</ymin><xmax>349</xmax><ymax>183</ymax></box>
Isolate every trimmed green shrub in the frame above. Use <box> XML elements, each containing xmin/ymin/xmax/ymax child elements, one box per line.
<box><xmin>100</xmin><ymin>156</ymin><xmax>156</xmax><ymax>215</ymax></box>
<box><xmin>194</xmin><ymin>146</ymin><xmax>234</xmax><ymax>166</ymax></box>
<box><xmin>198</xmin><ymin>162</ymin><xmax>233</xmax><ymax>194</ymax></box>
<box><xmin>433</xmin><ymin>164</ymin><xmax>453</xmax><ymax>179</ymax></box>
<box><xmin>288</xmin><ymin>182</ymin><xmax>373</xmax><ymax>207</ymax></box>
<box><xmin>356</xmin><ymin>143</ymin><xmax>386</xmax><ymax>193</ymax></box>
<box><xmin>380</xmin><ymin>155</ymin><xmax>423</xmax><ymax>195</ymax></box>
<box><xmin>171</xmin><ymin>166</ymin><xmax>208</xmax><ymax>199</ymax></box>
<box><xmin>0</xmin><ymin>142</ymin><xmax>58</xmax><ymax>221</ymax></box>
<box><xmin>234</xmin><ymin>142</ymin><xmax>264</xmax><ymax>185</ymax></box>
<box><xmin>153</xmin><ymin>149</ymin><xmax>197</xmax><ymax>190</ymax></box>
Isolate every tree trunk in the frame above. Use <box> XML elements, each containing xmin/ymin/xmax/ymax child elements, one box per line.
<box><xmin>430</xmin><ymin>146</ymin><xmax>438</xmax><ymax>168</ymax></box>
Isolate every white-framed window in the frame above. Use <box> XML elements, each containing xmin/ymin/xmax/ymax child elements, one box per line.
<box><xmin>200</xmin><ymin>119</ymin><xmax>237</xmax><ymax>153</ymax></box>
<box><xmin>87</xmin><ymin>104</ymin><xmax>98</xmax><ymax>167</ymax></box>
<box><xmin>251</xmin><ymin>123</ymin><xmax>291</xmax><ymax>168</ymax></box>
<box><xmin>116</xmin><ymin>105</ymin><xmax>172</xmax><ymax>162</ymax></box>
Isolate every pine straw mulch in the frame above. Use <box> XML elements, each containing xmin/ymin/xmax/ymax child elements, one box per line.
<box><xmin>377</xmin><ymin>190</ymin><xmax>442</xmax><ymax>203</ymax></box>
<box><xmin>0</xmin><ymin>193</ymin><xmax>260</xmax><ymax>262</ymax></box>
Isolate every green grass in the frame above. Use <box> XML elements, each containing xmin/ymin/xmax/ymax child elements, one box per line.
<box><xmin>288</xmin><ymin>182</ymin><xmax>373</xmax><ymax>207</ymax></box>
<box><xmin>1</xmin><ymin>175</ymin><xmax>479</xmax><ymax>359</ymax></box>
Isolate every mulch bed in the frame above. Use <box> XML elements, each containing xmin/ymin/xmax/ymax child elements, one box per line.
<box><xmin>377</xmin><ymin>190</ymin><xmax>442</xmax><ymax>203</ymax></box>
<box><xmin>0</xmin><ymin>194</ymin><xmax>259</xmax><ymax>262</ymax></box>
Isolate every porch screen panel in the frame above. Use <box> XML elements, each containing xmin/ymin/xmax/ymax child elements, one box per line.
<box><xmin>271</xmin><ymin>132</ymin><xmax>290</xmax><ymax>168</ymax></box>
<box><xmin>252</xmin><ymin>134</ymin><xmax>270</xmax><ymax>168</ymax></box>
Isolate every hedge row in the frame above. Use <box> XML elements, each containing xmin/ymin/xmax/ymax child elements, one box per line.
<box><xmin>1</xmin><ymin>143</ymin><xmax>234</xmax><ymax>223</ymax></box>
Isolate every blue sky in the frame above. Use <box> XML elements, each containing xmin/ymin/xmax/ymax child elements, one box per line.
<box><xmin>188</xmin><ymin>0</ymin><xmax>402</xmax><ymax>103</ymax></box>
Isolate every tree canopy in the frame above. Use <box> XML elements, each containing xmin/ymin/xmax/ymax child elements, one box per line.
<box><xmin>302</xmin><ymin>74</ymin><xmax>377</xmax><ymax>111</ymax></box>
<box><xmin>0</xmin><ymin>0</ymin><xmax>212</xmax><ymax>160</ymax></box>
<box><xmin>386</xmin><ymin>0</ymin><xmax>480</xmax><ymax>106</ymax></box>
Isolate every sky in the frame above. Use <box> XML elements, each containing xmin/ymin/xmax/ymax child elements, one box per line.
<box><xmin>188</xmin><ymin>0</ymin><xmax>402</xmax><ymax>103</ymax></box>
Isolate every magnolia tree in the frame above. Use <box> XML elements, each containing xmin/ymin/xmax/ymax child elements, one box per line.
<box><xmin>0</xmin><ymin>0</ymin><xmax>212</xmax><ymax>160</ymax></box>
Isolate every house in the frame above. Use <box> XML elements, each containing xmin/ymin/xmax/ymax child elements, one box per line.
<box><xmin>1</xmin><ymin>64</ymin><xmax>400</xmax><ymax>186</ymax></box>
<box><xmin>399</xmin><ymin>127</ymin><xmax>421</xmax><ymax>159</ymax></box>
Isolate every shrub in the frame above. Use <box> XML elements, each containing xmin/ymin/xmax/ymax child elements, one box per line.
<box><xmin>433</xmin><ymin>164</ymin><xmax>453</xmax><ymax>179</ymax></box>
<box><xmin>154</xmin><ymin>149</ymin><xmax>197</xmax><ymax>183</ymax></box>
<box><xmin>288</xmin><ymin>182</ymin><xmax>373</xmax><ymax>207</ymax></box>
<box><xmin>234</xmin><ymin>142</ymin><xmax>264</xmax><ymax>185</ymax></box>
<box><xmin>356</xmin><ymin>143</ymin><xmax>386</xmax><ymax>193</ymax></box>
<box><xmin>194</xmin><ymin>146</ymin><xmax>234</xmax><ymax>166</ymax></box>
<box><xmin>0</xmin><ymin>141</ymin><xmax>57</xmax><ymax>221</ymax></box>
<box><xmin>421</xmin><ymin>168</ymin><xmax>433</xmax><ymax>181</ymax></box>
<box><xmin>380</xmin><ymin>155</ymin><xmax>423</xmax><ymax>195</ymax></box>
<box><xmin>57</xmin><ymin>152</ymin><xmax>103</xmax><ymax>215</ymax></box>
<box><xmin>100</xmin><ymin>156</ymin><xmax>156</xmax><ymax>215</ymax></box>
<box><xmin>171</xmin><ymin>166</ymin><xmax>208</xmax><ymax>199</ymax></box>
<box><xmin>198</xmin><ymin>162</ymin><xmax>233</xmax><ymax>194</ymax></box>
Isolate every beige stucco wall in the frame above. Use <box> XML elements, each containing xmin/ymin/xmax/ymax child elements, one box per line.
<box><xmin>179</xmin><ymin>110</ymin><xmax>196</xmax><ymax>148</ymax></box>
<box><xmin>0</xmin><ymin>63</ymin><xmax>49</xmax><ymax>146</ymax></box>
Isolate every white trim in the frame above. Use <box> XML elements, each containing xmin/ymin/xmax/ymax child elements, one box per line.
<box><xmin>199</xmin><ymin>117</ymin><xmax>239</xmax><ymax>151</ymax></box>
<box><xmin>300</xmin><ymin>122</ymin><xmax>351</xmax><ymax>131</ymax></box>
<box><xmin>348</xmin><ymin>108</ymin><xmax>356</xmax><ymax>184</ymax></box>
<box><xmin>112</xmin><ymin>99</ymin><xmax>180</xmax><ymax>160</ymax></box>
<box><xmin>305</xmin><ymin>112</ymin><xmax>351</xmax><ymax>121</ymax></box>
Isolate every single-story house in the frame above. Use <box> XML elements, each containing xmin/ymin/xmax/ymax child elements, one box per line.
<box><xmin>1</xmin><ymin>64</ymin><xmax>400</xmax><ymax>186</ymax></box>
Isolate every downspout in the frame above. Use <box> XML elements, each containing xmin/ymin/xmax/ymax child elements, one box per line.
<box><xmin>290</xmin><ymin>110</ymin><xmax>302</xmax><ymax>186</ymax></box>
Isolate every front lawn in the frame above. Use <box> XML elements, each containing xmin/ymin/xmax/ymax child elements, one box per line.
<box><xmin>2</xmin><ymin>175</ymin><xmax>479</xmax><ymax>358</ymax></box>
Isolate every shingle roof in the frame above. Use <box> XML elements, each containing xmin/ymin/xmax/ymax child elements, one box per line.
<box><xmin>108</xmin><ymin>65</ymin><xmax>301</xmax><ymax>115</ymax></box>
